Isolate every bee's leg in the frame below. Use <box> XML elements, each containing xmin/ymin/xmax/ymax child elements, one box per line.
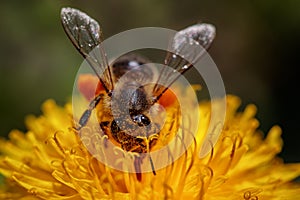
<box><xmin>75</xmin><ymin>94</ymin><xmax>103</xmax><ymax>130</ymax></box>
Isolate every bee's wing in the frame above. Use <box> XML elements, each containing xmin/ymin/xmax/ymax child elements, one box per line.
<box><xmin>152</xmin><ymin>23</ymin><xmax>216</xmax><ymax>101</ymax></box>
<box><xmin>61</xmin><ymin>7</ymin><xmax>114</xmax><ymax>93</ymax></box>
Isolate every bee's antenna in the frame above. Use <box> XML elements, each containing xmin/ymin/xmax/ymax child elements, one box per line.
<box><xmin>149</xmin><ymin>155</ymin><xmax>157</xmax><ymax>175</ymax></box>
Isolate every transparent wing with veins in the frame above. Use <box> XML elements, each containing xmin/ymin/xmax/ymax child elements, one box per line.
<box><xmin>61</xmin><ymin>7</ymin><xmax>114</xmax><ymax>93</ymax></box>
<box><xmin>152</xmin><ymin>23</ymin><xmax>216</xmax><ymax>101</ymax></box>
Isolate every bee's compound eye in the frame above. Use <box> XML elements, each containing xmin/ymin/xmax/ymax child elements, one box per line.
<box><xmin>132</xmin><ymin>114</ymin><xmax>151</xmax><ymax>126</ymax></box>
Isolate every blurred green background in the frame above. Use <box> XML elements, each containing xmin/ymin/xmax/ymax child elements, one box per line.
<box><xmin>0</xmin><ymin>0</ymin><xmax>299</xmax><ymax>162</ymax></box>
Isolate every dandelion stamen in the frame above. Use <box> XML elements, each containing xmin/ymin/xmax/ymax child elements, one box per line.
<box><xmin>0</xmin><ymin>96</ymin><xmax>300</xmax><ymax>199</ymax></box>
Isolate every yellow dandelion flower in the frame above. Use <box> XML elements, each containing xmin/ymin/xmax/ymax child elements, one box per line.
<box><xmin>0</xmin><ymin>95</ymin><xmax>300</xmax><ymax>200</ymax></box>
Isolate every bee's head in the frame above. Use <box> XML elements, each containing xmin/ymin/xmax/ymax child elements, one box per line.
<box><xmin>111</xmin><ymin>82</ymin><xmax>159</xmax><ymax>138</ymax></box>
<box><xmin>128</xmin><ymin>84</ymin><xmax>151</xmax><ymax>121</ymax></box>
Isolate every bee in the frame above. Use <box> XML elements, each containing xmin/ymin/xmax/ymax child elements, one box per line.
<box><xmin>60</xmin><ymin>7</ymin><xmax>215</xmax><ymax>179</ymax></box>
